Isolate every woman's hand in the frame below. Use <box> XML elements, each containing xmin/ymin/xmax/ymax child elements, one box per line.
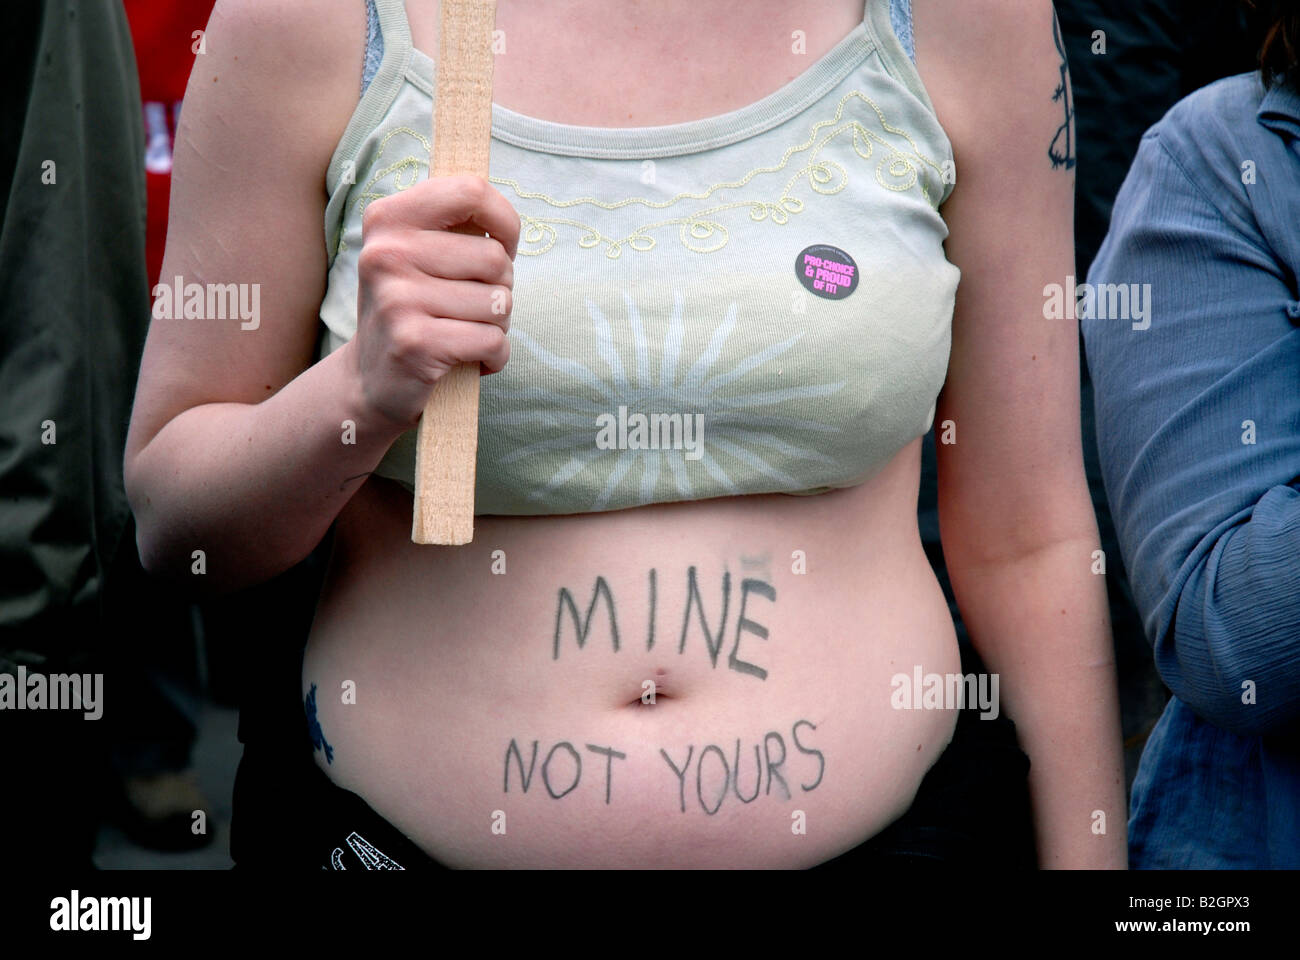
<box><xmin>350</xmin><ymin>174</ymin><xmax>521</xmax><ymax>431</ymax></box>
<box><xmin>125</xmin><ymin>1</ymin><xmax>527</xmax><ymax>592</ymax></box>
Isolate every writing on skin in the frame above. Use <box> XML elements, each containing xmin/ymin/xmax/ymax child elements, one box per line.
<box><xmin>504</xmin><ymin>719</ymin><xmax>826</xmax><ymax>815</ymax></box>
<box><xmin>553</xmin><ymin>566</ymin><xmax>776</xmax><ymax>681</ymax></box>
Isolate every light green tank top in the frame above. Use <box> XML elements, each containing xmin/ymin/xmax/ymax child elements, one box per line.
<box><xmin>318</xmin><ymin>0</ymin><xmax>959</xmax><ymax>515</ymax></box>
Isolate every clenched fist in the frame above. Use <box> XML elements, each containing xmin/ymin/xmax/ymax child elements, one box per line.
<box><xmin>348</xmin><ymin>174</ymin><xmax>520</xmax><ymax>431</ymax></box>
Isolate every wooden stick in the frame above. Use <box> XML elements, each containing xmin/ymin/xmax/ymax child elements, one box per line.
<box><xmin>412</xmin><ymin>0</ymin><xmax>498</xmax><ymax>545</ymax></box>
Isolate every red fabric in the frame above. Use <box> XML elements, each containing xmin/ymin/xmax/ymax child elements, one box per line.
<box><xmin>123</xmin><ymin>0</ymin><xmax>217</xmax><ymax>289</ymax></box>
<box><xmin>123</xmin><ymin>0</ymin><xmax>216</xmax><ymax>103</ymax></box>
<box><xmin>142</xmin><ymin>170</ymin><xmax>169</xmax><ymax>294</ymax></box>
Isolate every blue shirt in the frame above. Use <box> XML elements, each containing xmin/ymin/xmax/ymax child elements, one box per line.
<box><xmin>1084</xmin><ymin>73</ymin><xmax>1300</xmax><ymax>868</ymax></box>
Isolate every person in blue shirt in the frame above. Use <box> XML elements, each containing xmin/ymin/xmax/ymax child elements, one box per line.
<box><xmin>1083</xmin><ymin>7</ymin><xmax>1300</xmax><ymax>868</ymax></box>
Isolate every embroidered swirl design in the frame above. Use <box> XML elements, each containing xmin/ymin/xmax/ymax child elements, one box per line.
<box><xmin>344</xmin><ymin>90</ymin><xmax>945</xmax><ymax>259</ymax></box>
<box><xmin>352</xmin><ymin>126</ymin><xmax>433</xmax><ymax>213</ymax></box>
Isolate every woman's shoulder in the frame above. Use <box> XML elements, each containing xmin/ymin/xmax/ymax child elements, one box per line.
<box><xmin>181</xmin><ymin>0</ymin><xmax>371</xmax><ymax>181</ymax></box>
<box><xmin>205</xmin><ymin>0</ymin><xmax>366</xmax><ymax>57</ymax></box>
<box><xmin>198</xmin><ymin>0</ymin><xmax>367</xmax><ymax>103</ymax></box>
<box><xmin>912</xmin><ymin>0</ymin><xmax>1075</xmax><ymax>164</ymax></box>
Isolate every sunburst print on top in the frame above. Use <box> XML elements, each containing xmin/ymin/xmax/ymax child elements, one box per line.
<box><xmin>482</xmin><ymin>291</ymin><xmax>848</xmax><ymax>512</ymax></box>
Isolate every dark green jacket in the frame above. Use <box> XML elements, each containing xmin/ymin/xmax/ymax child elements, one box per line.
<box><xmin>0</xmin><ymin>0</ymin><xmax>149</xmax><ymax>650</ymax></box>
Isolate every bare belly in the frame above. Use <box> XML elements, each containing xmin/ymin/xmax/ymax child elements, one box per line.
<box><xmin>301</xmin><ymin>438</ymin><xmax>960</xmax><ymax>868</ymax></box>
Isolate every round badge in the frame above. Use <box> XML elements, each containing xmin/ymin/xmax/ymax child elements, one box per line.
<box><xmin>796</xmin><ymin>244</ymin><xmax>859</xmax><ymax>300</ymax></box>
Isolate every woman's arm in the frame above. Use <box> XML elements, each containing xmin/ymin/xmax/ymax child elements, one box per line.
<box><xmin>915</xmin><ymin>0</ymin><xmax>1126</xmax><ymax>867</ymax></box>
<box><xmin>124</xmin><ymin>0</ymin><xmax>377</xmax><ymax>594</ymax></box>
<box><xmin>1084</xmin><ymin>82</ymin><xmax>1300</xmax><ymax>738</ymax></box>
<box><xmin>124</xmin><ymin>0</ymin><xmax>517</xmax><ymax>595</ymax></box>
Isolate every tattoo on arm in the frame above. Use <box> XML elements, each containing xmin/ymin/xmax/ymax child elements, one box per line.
<box><xmin>1049</xmin><ymin>10</ymin><xmax>1076</xmax><ymax>171</ymax></box>
<box><xmin>305</xmin><ymin>682</ymin><xmax>334</xmax><ymax>764</ymax></box>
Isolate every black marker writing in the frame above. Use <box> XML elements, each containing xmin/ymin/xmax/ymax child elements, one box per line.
<box><xmin>585</xmin><ymin>743</ymin><xmax>627</xmax><ymax>805</ymax></box>
<box><xmin>504</xmin><ymin>738</ymin><xmax>539</xmax><ymax>793</ymax></box>
<box><xmin>542</xmin><ymin>741</ymin><xmax>582</xmax><ymax>799</ymax></box>
<box><xmin>553</xmin><ymin>576</ymin><xmax>620</xmax><ymax>659</ymax></box>
<box><xmin>503</xmin><ymin>719</ymin><xmax>822</xmax><ymax>813</ymax></box>
<box><xmin>729</xmin><ymin>578</ymin><xmax>775</xmax><ymax>680</ymax></box>
<box><xmin>733</xmin><ymin>738</ymin><xmax>762</xmax><ymax>804</ymax></box>
<box><xmin>646</xmin><ymin>568</ymin><xmax>657</xmax><ymax>651</ymax></box>
<box><xmin>764</xmin><ymin>731</ymin><xmax>790</xmax><ymax>800</ymax></box>
<box><xmin>697</xmin><ymin>744</ymin><xmax>730</xmax><ymax>816</ymax></box>
<box><xmin>550</xmin><ymin>566</ymin><xmax>774</xmax><ymax>680</ymax></box>
<box><xmin>680</xmin><ymin>566</ymin><xmax>730</xmax><ymax>667</ymax></box>
<box><xmin>660</xmin><ymin>745</ymin><xmax>695</xmax><ymax>813</ymax></box>
<box><xmin>792</xmin><ymin>719</ymin><xmax>825</xmax><ymax>792</ymax></box>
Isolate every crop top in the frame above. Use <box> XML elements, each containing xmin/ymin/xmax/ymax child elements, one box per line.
<box><xmin>317</xmin><ymin>0</ymin><xmax>960</xmax><ymax>516</ymax></box>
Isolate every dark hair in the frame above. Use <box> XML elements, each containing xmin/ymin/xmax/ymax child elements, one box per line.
<box><xmin>1243</xmin><ymin>0</ymin><xmax>1300</xmax><ymax>88</ymax></box>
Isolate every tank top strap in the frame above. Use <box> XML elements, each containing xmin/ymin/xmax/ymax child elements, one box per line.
<box><xmin>863</xmin><ymin>0</ymin><xmax>935</xmax><ymax>116</ymax></box>
<box><xmin>886</xmin><ymin>0</ymin><xmax>917</xmax><ymax>64</ymax></box>
<box><xmin>369</xmin><ymin>0</ymin><xmax>415</xmax><ymax>77</ymax></box>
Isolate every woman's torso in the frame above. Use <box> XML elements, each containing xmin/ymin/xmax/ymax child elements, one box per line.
<box><xmin>303</xmin><ymin>0</ymin><xmax>963</xmax><ymax>868</ymax></box>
